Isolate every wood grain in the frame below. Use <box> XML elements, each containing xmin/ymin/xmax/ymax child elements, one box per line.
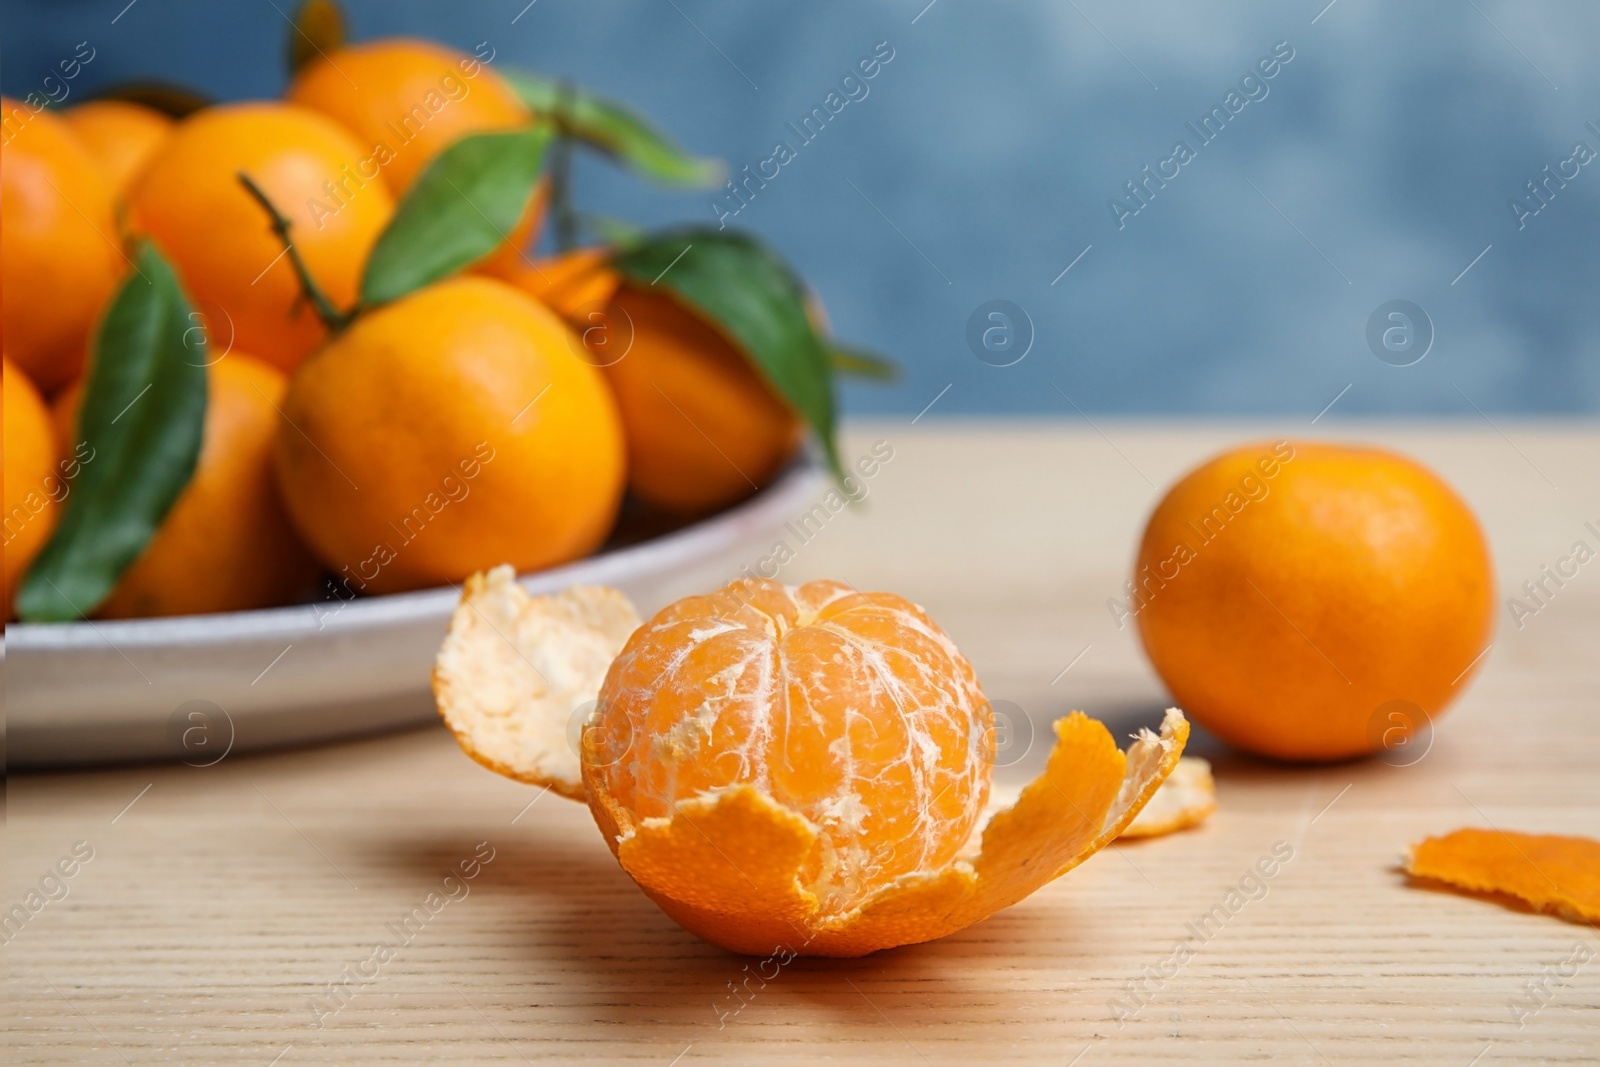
<box><xmin>6</xmin><ymin>422</ymin><xmax>1597</xmax><ymax>1065</ymax></box>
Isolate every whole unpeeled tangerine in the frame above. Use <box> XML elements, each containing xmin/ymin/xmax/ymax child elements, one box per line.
<box><xmin>61</xmin><ymin>100</ymin><xmax>174</xmax><ymax>194</ymax></box>
<box><xmin>596</xmin><ymin>285</ymin><xmax>803</xmax><ymax>516</ymax></box>
<box><xmin>128</xmin><ymin>102</ymin><xmax>395</xmax><ymax>373</ymax></box>
<box><xmin>287</xmin><ymin>37</ymin><xmax>545</xmax><ymax>277</ymax></box>
<box><xmin>500</xmin><ymin>252</ymin><xmax>804</xmax><ymax>517</ymax></box>
<box><xmin>273</xmin><ymin>276</ymin><xmax>625</xmax><ymax>595</ymax></box>
<box><xmin>53</xmin><ymin>355</ymin><xmax>319</xmax><ymax>618</ymax></box>
<box><xmin>3</xmin><ymin>357</ymin><xmax>62</xmax><ymax>614</ymax></box>
<box><xmin>1133</xmin><ymin>440</ymin><xmax>1495</xmax><ymax>761</ymax></box>
<box><xmin>1</xmin><ymin>98</ymin><xmax>124</xmax><ymax>394</ymax></box>
<box><xmin>286</xmin><ymin>38</ymin><xmax>527</xmax><ymax>195</ymax></box>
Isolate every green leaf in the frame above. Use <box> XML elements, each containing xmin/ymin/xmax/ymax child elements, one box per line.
<box><xmin>827</xmin><ymin>342</ymin><xmax>899</xmax><ymax>382</ymax></box>
<box><xmin>288</xmin><ymin>0</ymin><xmax>348</xmax><ymax>75</ymax></box>
<box><xmin>613</xmin><ymin>229</ymin><xmax>844</xmax><ymax>482</ymax></box>
<box><xmin>17</xmin><ymin>242</ymin><xmax>207</xmax><ymax>622</ymax></box>
<box><xmin>578</xmin><ymin>212</ymin><xmax>646</xmax><ymax>248</ymax></box>
<box><xmin>503</xmin><ymin>68</ymin><xmax>723</xmax><ymax>188</ymax></box>
<box><xmin>361</xmin><ymin>126</ymin><xmax>552</xmax><ymax>306</ymax></box>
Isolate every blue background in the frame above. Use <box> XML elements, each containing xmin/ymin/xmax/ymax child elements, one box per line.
<box><xmin>6</xmin><ymin>0</ymin><xmax>1597</xmax><ymax>417</ymax></box>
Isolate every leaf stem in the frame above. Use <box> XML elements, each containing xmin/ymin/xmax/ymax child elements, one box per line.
<box><xmin>236</xmin><ymin>172</ymin><xmax>352</xmax><ymax>332</ymax></box>
<box><xmin>549</xmin><ymin>82</ymin><xmax>579</xmax><ymax>254</ymax></box>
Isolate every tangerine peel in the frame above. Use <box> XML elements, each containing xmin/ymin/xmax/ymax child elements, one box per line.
<box><xmin>1406</xmin><ymin>828</ymin><xmax>1600</xmax><ymax>926</ymax></box>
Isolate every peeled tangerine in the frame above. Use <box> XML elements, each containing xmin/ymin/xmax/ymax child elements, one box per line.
<box><xmin>435</xmin><ymin>567</ymin><xmax>1195</xmax><ymax>956</ymax></box>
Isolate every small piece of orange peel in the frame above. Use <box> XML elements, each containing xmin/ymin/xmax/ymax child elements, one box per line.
<box><xmin>435</xmin><ymin>567</ymin><xmax>1192</xmax><ymax>955</ymax></box>
<box><xmin>1405</xmin><ymin>828</ymin><xmax>1600</xmax><ymax>925</ymax></box>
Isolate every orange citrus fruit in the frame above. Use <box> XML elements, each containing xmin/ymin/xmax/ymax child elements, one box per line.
<box><xmin>3</xmin><ymin>356</ymin><xmax>63</xmax><ymax>614</ymax></box>
<box><xmin>601</xmin><ymin>285</ymin><xmax>803</xmax><ymax>515</ymax></box>
<box><xmin>61</xmin><ymin>99</ymin><xmax>175</xmax><ymax>194</ymax></box>
<box><xmin>503</xmin><ymin>254</ymin><xmax>803</xmax><ymax>515</ymax></box>
<box><xmin>52</xmin><ymin>354</ymin><xmax>318</xmax><ymax>618</ymax></box>
<box><xmin>1132</xmin><ymin>441</ymin><xmax>1495</xmax><ymax>762</ymax></box>
<box><xmin>1</xmin><ymin>98</ymin><xmax>125</xmax><ymax>395</ymax></box>
<box><xmin>273</xmin><ymin>275</ymin><xmax>626</xmax><ymax>595</ymax></box>
<box><xmin>586</xmin><ymin>578</ymin><xmax>994</xmax><ymax>908</ymax></box>
<box><xmin>286</xmin><ymin>38</ymin><xmax>544</xmax><ymax>274</ymax></box>
<box><xmin>436</xmin><ymin>568</ymin><xmax>1191</xmax><ymax>956</ymax></box>
<box><xmin>287</xmin><ymin>38</ymin><xmax>527</xmax><ymax>193</ymax></box>
<box><xmin>128</xmin><ymin>102</ymin><xmax>394</xmax><ymax>373</ymax></box>
<box><xmin>495</xmin><ymin>247</ymin><xmax>620</xmax><ymax>321</ymax></box>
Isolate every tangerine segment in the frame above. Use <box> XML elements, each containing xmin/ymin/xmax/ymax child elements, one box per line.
<box><xmin>585</xmin><ymin>579</ymin><xmax>993</xmax><ymax>911</ymax></box>
<box><xmin>606</xmin><ymin>709</ymin><xmax>1188</xmax><ymax>957</ymax></box>
<box><xmin>1120</xmin><ymin>757</ymin><xmax>1216</xmax><ymax>839</ymax></box>
<box><xmin>1406</xmin><ymin>828</ymin><xmax>1600</xmax><ymax>925</ymax></box>
<box><xmin>434</xmin><ymin>565</ymin><xmax>640</xmax><ymax>800</ymax></box>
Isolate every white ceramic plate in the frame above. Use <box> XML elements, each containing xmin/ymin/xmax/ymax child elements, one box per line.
<box><xmin>4</xmin><ymin>459</ymin><xmax>824</xmax><ymax>767</ymax></box>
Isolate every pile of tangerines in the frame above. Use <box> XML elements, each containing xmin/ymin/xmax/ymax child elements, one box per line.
<box><xmin>4</xmin><ymin>13</ymin><xmax>874</xmax><ymax>622</ymax></box>
<box><xmin>6</xmin><ymin>8</ymin><xmax>1537</xmax><ymax>960</ymax></box>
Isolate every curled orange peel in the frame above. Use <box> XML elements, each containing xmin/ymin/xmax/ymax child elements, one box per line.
<box><xmin>434</xmin><ymin>566</ymin><xmax>640</xmax><ymax>800</ymax></box>
<box><xmin>593</xmin><ymin>709</ymin><xmax>1187</xmax><ymax>957</ymax></box>
<box><xmin>1121</xmin><ymin>756</ymin><xmax>1215</xmax><ymax>839</ymax></box>
<box><xmin>435</xmin><ymin>569</ymin><xmax>1191</xmax><ymax>956</ymax></box>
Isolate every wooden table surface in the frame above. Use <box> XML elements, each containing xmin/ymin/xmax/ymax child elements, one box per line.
<box><xmin>7</xmin><ymin>422</ymin><xmax>1598</xmax><ymax>1065</ymax></box>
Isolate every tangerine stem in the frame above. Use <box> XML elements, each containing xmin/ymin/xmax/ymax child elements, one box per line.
<box><xmin>549</xmin><ymin>81</ymin><xmax>579</xmax><ymax>254</ymax></box>
<box><xmin>236</xmin><ymin>172</ymin><xmax>352</xmax><ymax>333</ymax></box>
